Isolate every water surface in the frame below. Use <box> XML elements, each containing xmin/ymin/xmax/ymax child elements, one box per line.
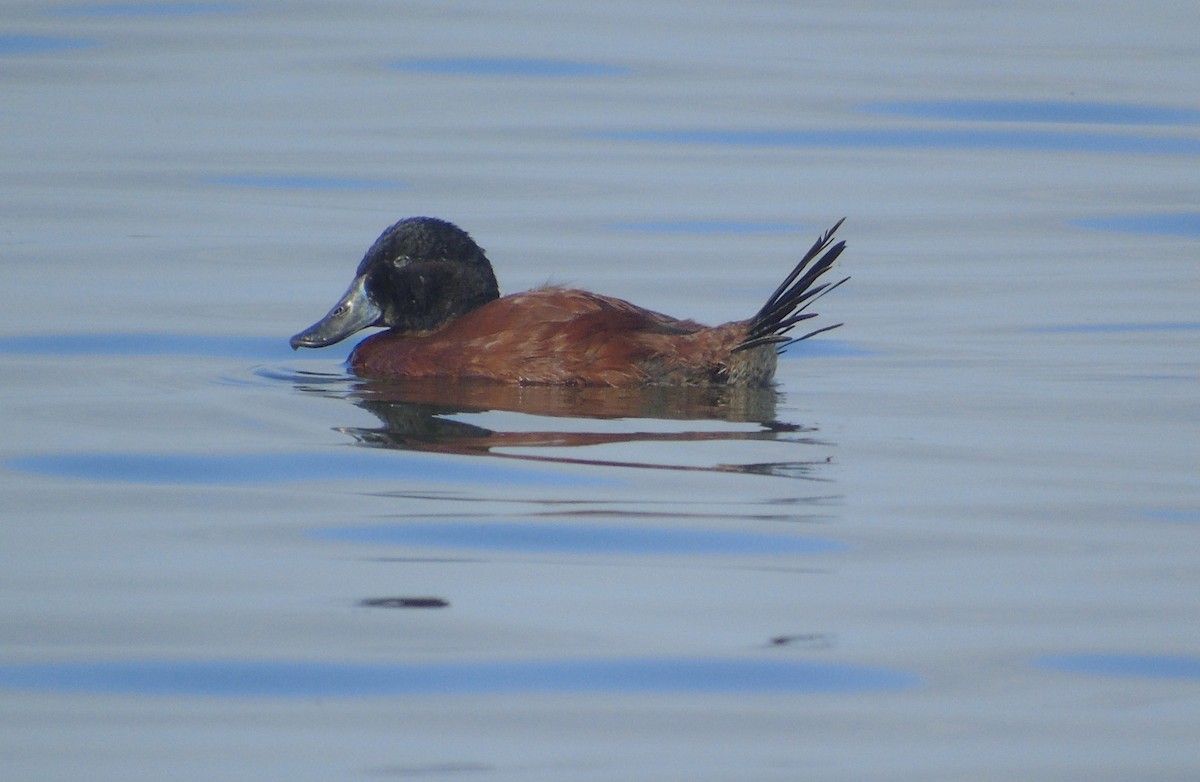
<box><xmin>2</xmin><ymin>2</ymin><xmax>1197</xmax><ymax>781</ymax></box>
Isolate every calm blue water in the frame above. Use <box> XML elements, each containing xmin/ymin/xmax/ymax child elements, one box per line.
<box><xmin>2</xmin><ymin>2</ymin><xmax>1198</xmax><ymax>781</ymax></box>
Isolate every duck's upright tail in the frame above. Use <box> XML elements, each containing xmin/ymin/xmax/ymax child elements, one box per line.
<box><xmin>735</xmin><ymin>218</ymin><xmax>848</xmax><ymax>354</ymax></box>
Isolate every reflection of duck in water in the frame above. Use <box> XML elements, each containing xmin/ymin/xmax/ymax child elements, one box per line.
<box><xmin>287</xmin><ymin>347</ymin><xmax>829</xmax><ymax>477</ymax></box>
<box><xmin>336</xmin><ymin>388</ymin><xmax>828</xmax><ymax>479</ymax></box>
<box><xmin>291</xmin><ymin>217</ymin><xmax>846</xmax><ymax>386</ymax></box>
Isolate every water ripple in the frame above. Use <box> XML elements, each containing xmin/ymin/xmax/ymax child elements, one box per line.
<box><xmin>1027</xmin><ymin>322</ymin><xmax>1200</xmax><ymax>334</ymax></box>
<box><xmin>1037</xmin><ymin>653</ymin><xmax>1200</xmax><ymax>680</ymax></box>
<box><xmin>51</xmin><ymin>3</ymin><xmax>245</xmax><ymax>16</ymax></box>
<box><xmin>204</xmin><ymin>175</ymin><xmax>407</xmax><ymax>191</ymax></box>
<box><xmin>0</xmin><ymin>332</ymin><xmax>289</xmax><ymax>359</ymax></box>
<box><xmin>392</xmin><ymin>58</ymin><xmax>630</xmax><ymax>78</ymax></box>
<box><xmin>1072</xmin><ymin>213</ymin><xmax>1200</xmax><ymax>238</ymax></box>
<box><xmin>861</xmin><ymin>100</ymin><xmax>1200</xmax><ymax>126</ymax></box>
<box><xmin>590</xmin><ymin>128</ymin><xmax>1200</xmax><ymax>156</ymax></box>
<box><xmin>311</xmin><ymin>520</ymin><xmax>847</xmax><ymax>556</ymax></box>
<box><xmin>6</xmin><ymin>451</ymin><xmax>610</xmax><ymax>488</ymax></box>
<box><xmin>0</xmin><ymin>34</ymin><xmax>97</xmax><ymax>55</ymax></box>
<box><xmin>0</xmin><ymin>657</ymin><xmax>919</xmax><ymax>697</ymax></box>
<box><xmin>608</xmin><ymin>220</ymin><xmax>807</xmax><ymax>234</ymax></box>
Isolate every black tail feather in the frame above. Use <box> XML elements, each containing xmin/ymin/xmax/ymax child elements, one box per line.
<box><xmin>734</xmin><ymin>219</ymin><xmax>848</xmax><ymax>354</ymax></box>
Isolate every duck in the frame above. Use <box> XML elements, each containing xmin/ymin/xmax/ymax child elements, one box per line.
<box><xmin>290</xmin><ymin>216</ymin><xmax>847</xmax><ymax>386</ymax></box>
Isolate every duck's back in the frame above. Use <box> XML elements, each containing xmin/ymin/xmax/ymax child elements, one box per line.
<box><xmin>350</xmin><ymin>287</ymin><xmax>770</xmax><ymax>386</ymax></box>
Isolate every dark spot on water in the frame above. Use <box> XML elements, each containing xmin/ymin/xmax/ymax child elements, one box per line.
<box><xmin>391</xmin><ymin>58</ymin><xmax>630</xmax><ymax>78</ymax></box>
<box><xmin>310</xmin><ymin>521</ymin><xmax>847</xmax><ymax>556</ymax></box>
<box><xmin>0</xmin><ymin>657</ymin><xmax>920</xmax><ymax>697</ymax></box>
<box><xmin>1071</xmin><ymin>213</ymin><xmax>1200</xmax><ymax>238</ymax></box>
<box><xmin>205</xmin><ymin>175</ymin><xmax>407</xmax><ymax>191</ymax></box>
<box><xmin>1036</xmin><ymin>653</ymin><xmax>1200</xmax><ymax>680</ymax></box>
<box><xmin>589</xmin><ymin>129</ymin><xmax>1200</xmax><ymax>156</ymax></box>
<box><xmin>359</xmin><ymin>597</ymin><xmax>449</xmax><ymax>609</ymax></box>
<box><xmin>768</xmin><ymin>633</ymin><xmax>834</xmax><ymax>650</ymax></box>
<box><xmin>859</xmin><ymin>100</ymin><xmax>1200</xmax><ymax>126</ymax></box>
<box><xmin>0</xmin><ymin>34</ymin><xmax>98</xmax><ymax>55</ymax></box>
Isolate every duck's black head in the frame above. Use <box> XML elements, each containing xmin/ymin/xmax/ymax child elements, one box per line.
<box><xmin>290</xmin><ymin>217</ymin><xmax>500</xmax><ymax>349</ymax></box>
